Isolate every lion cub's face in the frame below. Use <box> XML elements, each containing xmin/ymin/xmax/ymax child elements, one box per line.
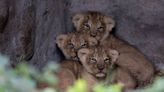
<box><xmin>78</xmin><ymin>47</ymin><xmax>119</xmax><ymax>78</ymax></box>
<box><xmin>72</xmin><ymin>11</ymin><xmax>115</xmax><ymax>41</ymax></box>
<box><xmin>56</xmin><ymin>32</ymin><xmax>98</xmax><ymax>61</ymax></box>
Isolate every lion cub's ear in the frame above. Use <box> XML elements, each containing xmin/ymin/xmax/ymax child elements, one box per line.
<box><xmin>56</xmin><ymin>34</ymin><xmax>68</xmax><ymax>48</ymax></box>
<box><xmin>78</xmin><ymin>48</ymin><xmax>90</xmax><ymax>63</ymax></box>
<box><xmin>109</xmin><ymin>49</ymin><xmax>119</xmax><ymax>63</ymax></box>
<box><xmin>103</xmin><ymin>16</ymin><xmax>115</xmax><ymax>32</ymax></box>
<box><xmin>72</xmin><ymin>13</ymin><xmax>84</xmax><ymax>31</ymax></box>
<box><xmin>88</xmin><ymin>37</ymin><xmax>98</xmax><ymax>46</ymax></box>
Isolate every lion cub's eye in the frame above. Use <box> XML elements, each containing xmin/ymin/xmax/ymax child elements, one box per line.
<box><xmin>81</xmin><ymin>43</ymin><xmax>87</xmax><ymax>48</ymax></box>
<box><xmin>97</xmin><ymin>26</ymin><xmax>104</xmax><ymax>32</ymax></box>
<box><xmin>83</xmin><ymin>23</ymin><xmax>90</xmax><ymax>30</ymax></box>
<box><xmin>90</xmin><ymin>58</ymin><xmax>97</xmax><ymax>64</ymax></box>
<box><xmin>68</xmin><ymin>43</ymin><xmax>74</xmax><ymax>49</ymax></box>
<box><xmin>104</xmin><ymin>58</ymin><xmax>111</xmax><ymax>63</ymax></box>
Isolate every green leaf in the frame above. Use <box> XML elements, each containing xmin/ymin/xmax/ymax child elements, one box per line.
<box><xmin>44</xmin><ymin>62</ymin><xmax>59</xmax><ymax>72</ymax></box>
<box><xmin>10</xmin><ymin>77</ymin><xmax>36</xmax><ymax>92</ymax></box>
<box><xmin>106</xmin><ymin>84</ymin><xmax>122</xmax><ymax>92</ymax></box>
<box><xmin>43</xmin><ymin>71</ymin><xmax>57</xmax><ymax>85</ymax></box>
<box><xmin>93</xmin><ymin>84</ymin><xmax>106</xmax><ymax>92</ymax></box>
<box><xmin>16</xmin><ymin>63</ymin><xmax>30</xmax><ymax>78</ymax></box>
<box><xmin>0</xmin><ymin>85</ymin><xmax>5</xmax><ymax>92</ymax></box>
<box><xmin>42</xmin><ymin>88</ymin><xmax>57</xmax><ymax>92</ymax></box>
<box><xmin>67</xmin><ymin>79</ymin><xmax>87</xmax><ymax>92</ymax></box>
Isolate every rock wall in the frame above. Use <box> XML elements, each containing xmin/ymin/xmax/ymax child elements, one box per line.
<box><xmin>0</xmin><ymin>0</ymin><xmax>164</xmax><ymax>69</ymax></box>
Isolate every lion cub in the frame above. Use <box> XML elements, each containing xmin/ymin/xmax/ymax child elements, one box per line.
<box><xmin>72</xmin><ymin>11</ymin><xmax>115</xmax><ymax>42</ymax></box>
<box><xmin>57</xmin><ymin>47</ymin><xmax>136</xmax><ymax>92</ymax></box>
<box><xmin>56</xmin><ymin>32</ymin><xmax>98</xmax><ymax>61</ymax></box>
<box><xmin>72</xmin><ymin>11</ymin><xmax>154</xmax><ymax>86</ymax></box>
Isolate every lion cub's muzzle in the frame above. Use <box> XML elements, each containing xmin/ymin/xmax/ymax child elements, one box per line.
<box><xmin>95</xmin><ymin>64</ymin><xmax>106</xmax><ymax>78</ymax></box>
<box><xmin>71</xmin><ymin>56</ymin><xmax>79</xmax><ymax>61</ymax></box>
<box><xmin>90</xmin><ymin>32</ymin><xmax>97</xmax><ymax>37</ymax></box>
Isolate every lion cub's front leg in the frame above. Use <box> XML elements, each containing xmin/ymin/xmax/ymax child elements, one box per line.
<box><xmin>56</xmin><ymin>68</ymin><xmax>76</xmax><ymax>92</ymax></box>
<box><xmin>56</xmin><ymin>61</ymin><xmax>81</xmax><ymax>92</ymax></box>
<box><xmin>115</xmin><ymin>68</ymin><xmax>136</xmax><ymax>89</ymax></box>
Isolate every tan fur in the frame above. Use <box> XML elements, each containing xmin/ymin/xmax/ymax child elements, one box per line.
<box><xmin>55</xmin><ymin>47</ymin><xmax>137</xmax><ymax>92</ymax></box>
<box><xmin>102</xmin><ymin>34</ymin><xmax>154</xmax><ymax>86</ymax></box>
<box><xmin>72</xmin><ymin>11</ymin><xmax>154</xmax><ymax>86</ymax></box>
<box><xmin>78</xmin><ymin>47</ymin><xmax>136</xmax><ymax>90</ymax></box>
<box><xmin>37</xmin><ymin>61</ymin><xmax>81</xmax><ymax>92</ymax></box>
<box><xmin>56</xmin><ymin>60</ymin><xmax>80</xmax><ymax>92</ymax></box>
<box><xmin>56</xmin><ymin>32</ymin><xmax>98</xmax><ymax>61</ymax></box>
<box><xmin>77</xmin><ymin>47</ymin><xmax>117</xmax><ymax>77</ymax></box>
<box><xmin>72</xmin><ymin>11</ymin><xmax>115</xmax><ymax>42</ymax></box>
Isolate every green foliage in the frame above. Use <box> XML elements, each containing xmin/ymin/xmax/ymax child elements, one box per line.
<box><xmin>131</xmin><ymin>77</ymin><xmax>164</xmax><ymax>92</ymax></box>
<box><xmin>0</xmin><ymin>55</ymin><xmax>58</xmax><ymax>92</ymax></box>
<box><xmin>0</xmin><ymin>55</ymin><xmax>164</xmax><ymax>92</ymax></box>
<box><xmin>93</xmin><ymin>84</ymin><xmax>122</xmax><ymax>92</ymax></box>
<box><xmin>0</xmin><ymin>55</ymin><xmax>35</xmax><ymax>92</ymax></box>
<box><xmin>67</xmin><ymin>80</ymin><xmax>122</xmax><ymax>92</ymax></box>
<box><xmin>42</xmin><ymin>62</ymin><xmax>59</xmax><ymax>85</ymax></box>
<box><xmin>67</xmin><ymin>79</ymin><xmax>87</xmax><ymax>92</ymax></box>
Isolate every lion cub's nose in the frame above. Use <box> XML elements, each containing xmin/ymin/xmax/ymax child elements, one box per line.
<box><xmin>90</xmin><ymin>32</ymin><xmax>97</xmax><ymax>37</ymax></box>
<box><xmin>71</xmin><ymin>56</ymin><xmax>79</xmax><ymax>61</ymax></box>
<box><xmin>97</xmin><ymin>64</ymin><xmax>104</xmax><ymax>70</ymax></box>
